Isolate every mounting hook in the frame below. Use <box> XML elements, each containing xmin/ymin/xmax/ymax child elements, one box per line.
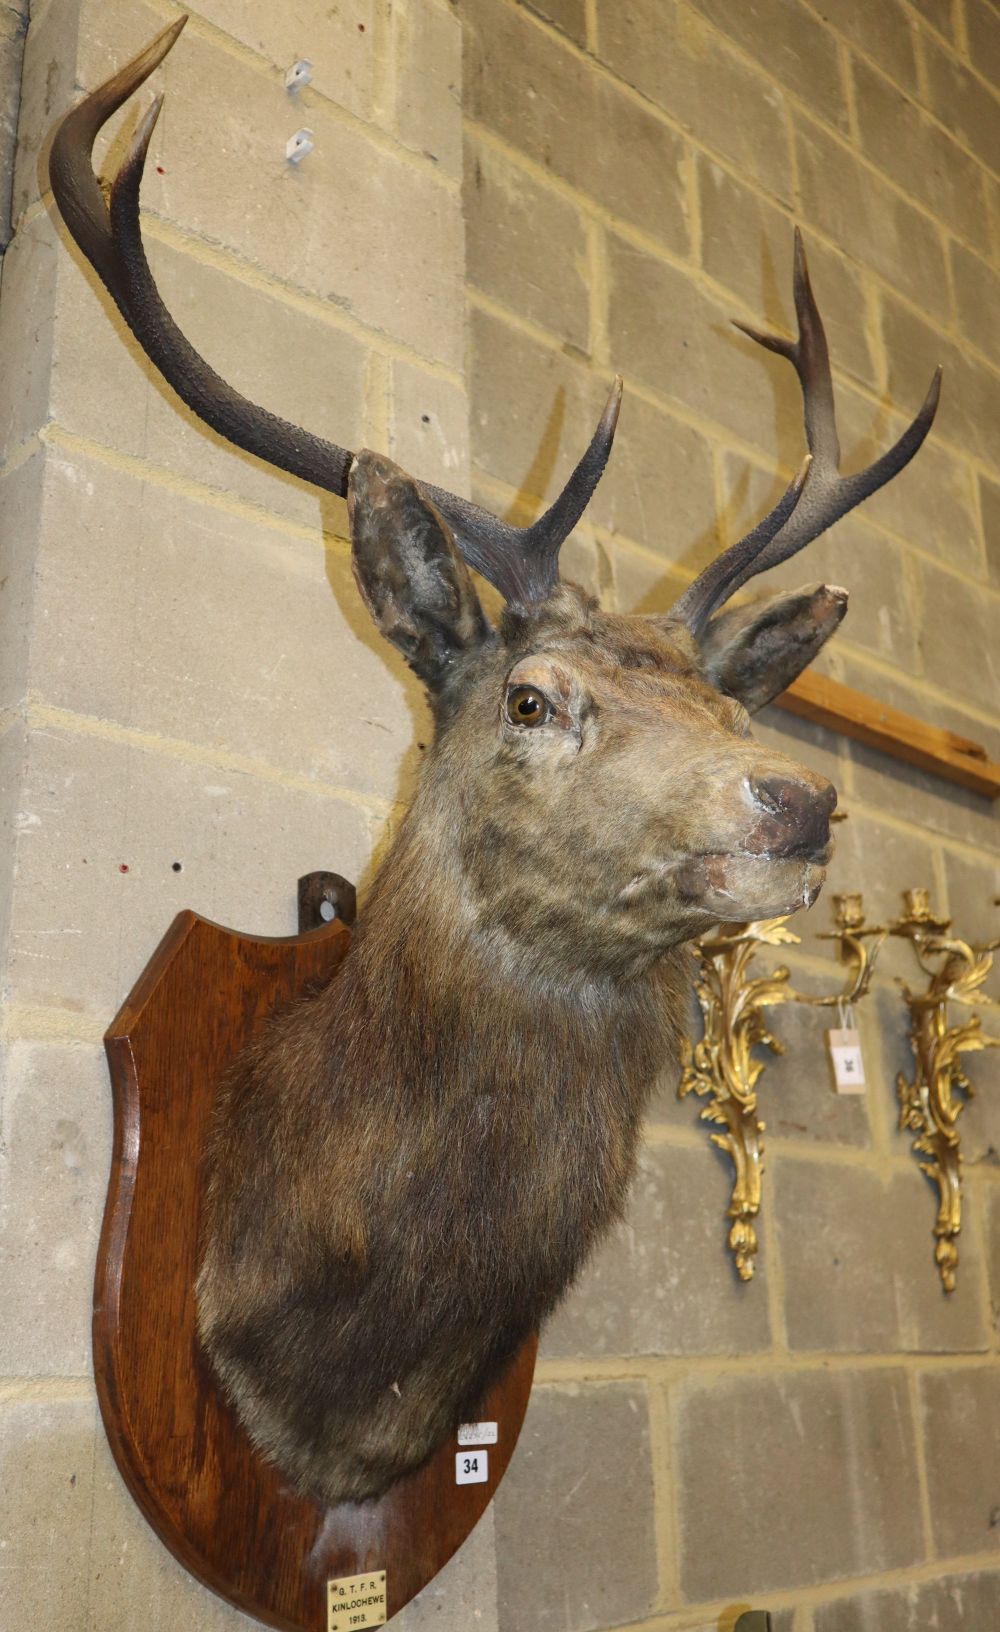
<box><xmin>285</xmin><ymin>128</ymin><xmax>314</xmax><ymax>164</ymax></box>
<box><xmin>285</xmin><ymin>58</ymin><xmax>313</xmax><ymax>90</ymax></box>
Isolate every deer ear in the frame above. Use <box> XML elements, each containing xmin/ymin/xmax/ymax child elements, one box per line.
<box><xmin>348</xmin><ymin>452</ymin><xmax>491</xmax><ymax>690</ymax></box>
<box><xmin>697</xmin><ymin>582</ymin><xmax>848</xmax><ymax>713</ymax></box>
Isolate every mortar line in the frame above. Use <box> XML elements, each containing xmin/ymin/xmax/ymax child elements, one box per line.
<box><xmin>535</xmin><ymin>1349</ymin><xmax>996</xmax><ymax>1387</ymax></box>
<box><xmin>39</xmin><ymin>422</ymin><xmax>336</xmax><ymax>547</ymax></box>
<box><xmin>0</xmin><ymin>1003</ymin><xmax>105</xmax><ymax>1044</ymax></box>
<box><xmin>644</xmin><ymin>1378</ymin><xmax>680</xmax><ymax>1613</ymax></box>
<box><xmin>0</xmin><ymin>1377</ymin><xmax>94</xmax><ymax>1401</ymax></box>
<box><xmin>909</xmin><ymin>1365</ymin><xmax>938</xmax><ymax>1561</ymax></box>
<box><xmin>583</xmin><ymin>0</ymin><xmax>598</xmax><ymax>54</ymax></box>
<box><xmin>23</xmin><ymin>700</ymin><xmax>394</xmax><ymax>819</ymax></box>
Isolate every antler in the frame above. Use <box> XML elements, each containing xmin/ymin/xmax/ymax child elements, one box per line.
<box><xmin>48</xmin><ymin>16</ymin><xmax>620</xmax><ymax>607</ymax></box>
<box><xmin>673</xmin><ymin>229</ymin><xmax>941</xmax><ymax>634</ymax></box>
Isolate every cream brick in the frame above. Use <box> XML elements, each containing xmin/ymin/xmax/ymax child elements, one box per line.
<box><xmin>590</xmin><ymin>385</ymin><xmax>721</xmax><ymax>566</ymax></box>
<box><xmin>981</xmin><ymin>472</ymin><xmax>1000</xmax><ymax>587</ymax></box>
<box><xmin>389</xmin><ymin>358</ymin><xmax>470</xmax><ymax>493</ymax></box>
<box><xmin>951</xmin><ymin>238</ymin><xmax>1000</xmax><ymax>367</ymax></box>
<box><xmin>464</xmin><ymin>0</ymin><xmax>691</xmax><ymax>250</ymax></box>
<box><xmin>469</xmin><ymin>304</ymin><xmax>614</xmax><ymax>503</ymax></box>
<box><xmin>0</xmin><ymin>721</ymin><xmax>28</xmax><ymax>981</ymax></box>
<box><xmin>852</xmin><ymin>55</ymin><xmax>991</xmax><ymax>255</ymax></box>
<box><xmin>880</xmin><ymin>288</ymin><xmax>1000</xmax><ymax>472</ymax></box>
<box><xmin>673</xmin><ymin>1368</ymin><xmax>924</xmax><ymax>1598</ymax></box>
<box><xmin>920</xmin><ymin>1365</ymin><xmax>1000</xmax><ymax>1557</ymax></box>
<box><xmin>392</xmin><ymin>0</ymin><xmax>463</xmax><ymax>178</ymax></box>
<box><xmin>0</xmin><ymin>453</ymin><xmax>44</xmax><ymax>713</ymax></box>
<box><xmin>13</xmin><ymin>443</ymin><xmax>429</xmax><ymax>806</ymax></box>
<box><xmin>0</xmin><ymin>1396</ymin><xmax>98</xmax><ymax>1631</ymax></box>
<box><xmin>464</xmin><ymin>132</ymin><xmax>591</xmax><ymax>351</ymax></box>
<box><xmin>0</xmin><ymin>1040</ymin><xmax>110</xmax><ymax>1376</ymax></box>
<box><xmin>941</xmin><ymin>844</ymin><xmax>1000</xmax><ymax>943</ymax></box>
<box><xmin>794</xmin><ymin>112</ymin><xmax>951</xmax><ymax>325</ymax></box>
<box><xmin>4</xmin><ymin>724</ymin><xmax>373</xmax><ymax>1019</ymax></box>
<box><xmin>596</xmin><ymin>0</ymin><xmax>793</xmax><ymax>201</ymax></box>
<box><xmin>0</xmin><ymin>4</ymin><xmax>25</xmax><ymax>247</ymax></box>
<box><xmin>493</xmin><ymin>1383</ymin><xmax>657</xmax><ymax>1632</ymax></box>
<box><xmin>610</xmin><ymin>536</ymin><xmax>690</xmax><ymax>614</ymax></box>
<box><xmin>916</xmin><ymin>555</ymin><xmax>1000</xmax><ymax>710</ymax></box>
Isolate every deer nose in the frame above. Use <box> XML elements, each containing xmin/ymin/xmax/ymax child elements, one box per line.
<box><xmin>747</xmin><ymin>770</ymin><xmax>837</xmax><ymax>858</ymax></box>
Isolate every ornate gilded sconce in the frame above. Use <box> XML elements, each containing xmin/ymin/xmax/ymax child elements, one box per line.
<box><xmin>679</xmin><ymin>894</ymin><xmax>887</xmax><ymax>1281</ymax></box>
<box><xmin>886</xmin><ymin>888</ymin><xmax>1000</xmax><ymax>1292</ymax></box>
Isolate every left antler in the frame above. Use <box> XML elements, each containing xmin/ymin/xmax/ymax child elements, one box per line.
<box><xmin>673</xmin><ymin>229</ymin><xmax>941</xmax><ymax>634</ymax></box>
<box><xmin>48</xmin><ymin>16</ymin><xmax>621</xmax><ymax>607</ymax></box>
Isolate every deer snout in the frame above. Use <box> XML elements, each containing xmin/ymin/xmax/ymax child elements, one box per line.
<box><xmin>745</xmin><ymin>769</ymin><xmax>837</xmax><ymax>861</ymax></box>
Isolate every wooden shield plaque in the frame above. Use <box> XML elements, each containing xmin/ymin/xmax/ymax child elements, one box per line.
<box><xmin>97</xmin><ymin>885</ymin><xmax>537</xmax><ymax>1631</ymax></box>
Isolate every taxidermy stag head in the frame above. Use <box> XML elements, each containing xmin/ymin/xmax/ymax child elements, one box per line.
<box><xmin>51</xmin><ymin>19</ymin><xmax>941</xmax><ymax>1505</ymax></box>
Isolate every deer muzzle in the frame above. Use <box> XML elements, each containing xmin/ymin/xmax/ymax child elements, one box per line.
<box><xmin>744</xmin><ymin>768</ymin><xmax>837</xmax><ymax>864</ymax></box>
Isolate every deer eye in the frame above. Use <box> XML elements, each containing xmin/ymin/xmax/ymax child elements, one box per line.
<box><xmin>505</xmin><ymin>685</ymin><xmax>550</xmax><ymax>728</ymax></box>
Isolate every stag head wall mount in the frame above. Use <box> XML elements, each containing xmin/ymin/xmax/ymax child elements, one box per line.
<box><xmin>49</xmin><ymin>13</ymin><xmax>941</xmax><ymax>1615</ymax></box>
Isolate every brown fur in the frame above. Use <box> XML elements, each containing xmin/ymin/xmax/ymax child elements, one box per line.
<box><xmin>197</xmin><ymin>460</ymin><xmax>839</xmax><ymax>1504</ymax></box>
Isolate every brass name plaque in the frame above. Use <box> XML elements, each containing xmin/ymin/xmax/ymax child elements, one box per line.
<box><xmin>327</xmin><ymin>1571</ymin><xmax>387</xmax><ymax>1631</ymax></box>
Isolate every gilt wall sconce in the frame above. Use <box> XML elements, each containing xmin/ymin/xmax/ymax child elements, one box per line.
<box><xmin>679</xmin><ymin>892</ymin><xmax>887</xmax><ymax>1281</ymax></box>
<box><xmin>884</xmin><ymin>888</ymin><xmax>1000</xmax><ymax>1292</ymax></box>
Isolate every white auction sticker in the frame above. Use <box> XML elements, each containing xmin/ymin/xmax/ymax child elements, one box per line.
<box><xmin>456</xmin><ymin>1449</ymin><xmax>489</xmax><ymax>1485</ymax></box>
<box><xmin>826</xmin><ymin>1027</ymin><xmax>866</xmax><ymax>1094</ymax></box>
<box><xmin>327</xmin><ymin>1571</ymin><xmax>387</xmax><ymax>1632</ymax></box>
<box><xmin>458</xmin><ymin>1421</ymin><xmax>498</xmax><ymax>1446</ymax></box>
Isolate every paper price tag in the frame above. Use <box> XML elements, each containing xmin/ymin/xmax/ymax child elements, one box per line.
<box><xmin>456</xmin><ymin>1449</ymin><xmax>489</xmax><ymax>1485</ymax></box>
<box><xmin>826</xmin><ymin>1027</ymin><xmax>866</xmax><ymax>1094</ymax></box>
<box><xmin>458</xmin><ymin>1421</ymin><xmax>498</xmax><ymax>1446</ymax></box>
<box><xmin>327</xmin><ymin>1572</ymin><xmax>387</xmax><ymax>1632</ymax></box>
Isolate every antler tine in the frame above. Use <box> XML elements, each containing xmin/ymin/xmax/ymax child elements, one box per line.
<box><xmin>674</xmin><ymin>229</ymin><xmax>941</xmax><ymax>634</ymax></box>
<box><xmin>49</xmin><ymin>20</ymin><xmax>619</xmax><ymax>606</ymax></box>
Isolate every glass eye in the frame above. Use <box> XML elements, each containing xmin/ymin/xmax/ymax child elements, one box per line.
<box><xmin>505</xmin><ymin>685</ymin><xmax>550</xmax><ymax>728</ymax></box>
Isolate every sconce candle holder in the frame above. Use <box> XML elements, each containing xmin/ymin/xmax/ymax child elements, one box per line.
<box><xmin>679</xmin><ymin>894</ymin><xmax>886</xmax><ymax>1280</ymax></box>
<box><xmin>887</xmin><ymin>889</ymin><xmax>1000</xmax><ymax>1292</ymax></box>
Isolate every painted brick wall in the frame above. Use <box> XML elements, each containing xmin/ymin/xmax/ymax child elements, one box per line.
<box><xmin>463</xmin><ymin>1</ymin><xmax>1000</xmax><ymax>1629</ymax></box>
<box><xmin>3</xmin><ymin>2</ymin><xmax>1000</xmax><ymax>1630</ymax></box>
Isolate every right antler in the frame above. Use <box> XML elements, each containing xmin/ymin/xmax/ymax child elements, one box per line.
<box><xmin>672</xmin><ymin>231</ymin><xmax>941</xmax><ymax>634</ymax></box>
<box><xmin>49</xmin><ymin>17</ymin><xmax>622</xmax><ymax>607</ymax></box>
